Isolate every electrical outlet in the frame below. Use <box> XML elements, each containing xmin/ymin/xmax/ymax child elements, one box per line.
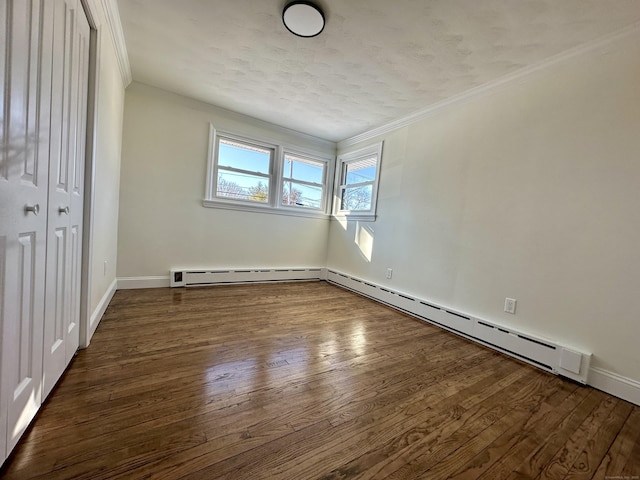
<box><xmin>386</xmin><ymin>268</ymin><xmax>393</xmax><ymax>279</ymax></box>
<box><xmin>104</xmin><ymin>260</ymin><xmax>107</xmax><ymax>276</ymax></box>
<box><xmin>504</xmin><ymin>298</ymin><xmax>516</xmax><ymax>314</ymax></box>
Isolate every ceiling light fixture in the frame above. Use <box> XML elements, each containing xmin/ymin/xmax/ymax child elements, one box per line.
<box><xmin>282</xmin><ymin>1</ymin><xmax>325</xmax><ymax>38</ymax></box>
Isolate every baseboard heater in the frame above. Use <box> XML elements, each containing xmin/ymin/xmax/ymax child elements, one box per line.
<box><xmin>170</xmin><ymin>267</ymin><xmax>324</xmax><ymax>287</ymax></box>
<box><xmin>326</xmin><ymin>269</ymin><xmax>592</xmax><ymax>384</ymax></box>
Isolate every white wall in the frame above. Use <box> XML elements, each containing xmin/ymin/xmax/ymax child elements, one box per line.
<box><xmin>328</xmin><ymin>30</ymin><xmax>640</xmax><ymax>382</ymax></box>
<box><xmin>117</xmin><ymin>83</ymin><xmax>334</xmax><ymax>278</ymax></box>
<box><xmin>82</xmin><ymin>0</ymin><xmax>127</xmax><ymax>344</ymax></box>
<box><xmin>88</xmin><ymin>37</ymin><xmax>124</xmax><ymax>309</ymax></box>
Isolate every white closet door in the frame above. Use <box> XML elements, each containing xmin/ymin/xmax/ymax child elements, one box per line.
<box><xmin>67</xmin><ymin>0</ymin><xmax>89</xmax><ymax>365</ymax></box>
<box><xmin>42</xmin><ymin>0</ymin><xmax>89</xmax><ymax>399</ymax></box>
<box><xmin>0</xmin><ymin>0</ymin><xmax>51</xmax><ymax>455</ymax></box>
<box><xmin>0</xmin><ymin>0</ymin><xmax>89</xmax><ymax>460</ymax></box>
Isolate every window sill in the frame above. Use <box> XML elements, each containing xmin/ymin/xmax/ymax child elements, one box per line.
<box><xmin>332</xmin><ymin>213</ymin><xmax>377</xmax><ymax>222</ymax></box>
<box><xmin>202</xmin><ymin>199</ymin><xmax>330</xmax><ymax>220</ymax></box>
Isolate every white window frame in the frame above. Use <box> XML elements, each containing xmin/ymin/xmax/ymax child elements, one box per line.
<box><xmin>208</xmin><ymin>131</ymin><xmax>276</xmax><ymax>208</ymax></box>
<box><xmin>279</xmin><ymin>149</ymin><xmax>331</xmax><ymax>214</ymax></box>
<box><xmin>333</xmin><ymin>142</ymin><xmax>383</xmax><ymax>221</ymax></box>
<box><xmin>203</xmin><ymin>124</ymin><xmax>333</xmax><ymax>219</ymax></box>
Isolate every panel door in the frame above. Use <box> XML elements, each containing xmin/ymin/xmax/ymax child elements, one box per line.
<box><xmin>0</xmin><ymin>0</ymin><xmax>52</xmax><ymax>456</ymax></box>
<box><xmin>67</xmin><ymin>1</ymin><xmax>89</xmax><ymax>365</ymax></box>
<box><xmin>42</xmin><ymin>0</ymin><xmax>90</xmax><ymax>399</ymax></box>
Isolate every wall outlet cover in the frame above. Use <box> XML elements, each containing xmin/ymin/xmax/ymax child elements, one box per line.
<box><xmin>504</xmin><ymin>298</ymin><xmax>516</xmax><ymax>314</ymax></box>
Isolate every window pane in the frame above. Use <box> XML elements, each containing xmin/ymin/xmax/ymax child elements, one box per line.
<box><xmin>282</xmin><ymin>181</ymin><xmax>322</xmax><ymax>209</ymax></box>
<box><xmin>283</xmin><ymin>154</ymin><xmax>324</xmax><ymax>184</ymax></box>
<box><xmin>344</xmin><ymin>157</ymin><xmax>377</xmax><ymax>185</ymax></box>
<box><xmin>218</xmin><ymin>138</ymin><xmax>271</xmax><ymax>174</ymax></box>
<box><xmin>217</xmin><ymin>170</ymin><xmax>269</xmax><ymax>203</ymax></box>
<box><xmin>341</xmin><ymin>185</ymin><xmax>373</xmax><ymax>211</ymax></box>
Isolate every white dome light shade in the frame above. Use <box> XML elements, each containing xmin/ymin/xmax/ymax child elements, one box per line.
<box><xmin>282</xmin><ymin>1</ymin><xmax>325</xmax><ymax>38</ymax></box>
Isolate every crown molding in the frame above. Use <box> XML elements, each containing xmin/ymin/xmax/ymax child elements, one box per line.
<box><xmin>338</xmin><ymin>21</ymin><xmax>640</xmax><ymax>150</ymax></box>
<box><xmin>100</xmin><ymin>0</ymin><xmax>132</xmax><ymax>87</ymax></box>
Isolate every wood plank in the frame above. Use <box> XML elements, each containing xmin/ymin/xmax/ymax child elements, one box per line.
<box><xmin>185</xmin><ymin>363</ymin><xmax>542</xmax><ymax>479</ymax></box>
<box><xmin>536</xmin><ymin>396</ymin><xmax>628</xmax><ymax>480</ymax></box>
<box><xmin>90</xmin><ymin>334</ymin><xmax>507</xmax><ymax>479</ymax></box>
<box><xmin>591</xmin><ymin>406</ymin><xmax>640</xmax><ymax>479</ymax></box>
<box><xmin>424</xmin><ymin>379</ymin><xmax>583</xmax><ymax>480</ymax></box>
<box><xmin>0</xmin><ymin>282</ymin><xmax>637</xmax><ymax>480</ymax></box>
<box><xmin>495</xmin><ymin>389</ymin><xmax>605</xmax><ymax>480</ymax></box>
<box><xmin>564</xmin><ymin>400</ymin><xmax>634</xmax><ymax>480</ymax></box>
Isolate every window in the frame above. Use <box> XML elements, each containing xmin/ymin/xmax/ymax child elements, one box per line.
<box><xmin>334</xmin><ymin>142</ymin><xmax>383</xmax><ymax>221</ymax></box>
<box><xmin>204</xmin><ymin>125</ymin><xmax>332</xmax><ymax>218</ymax></box>
<box><xmin>215</xmin><ymin>137</ymin><xmax>274</xmax><ymax>204</ymax></box>
<box><xmin>281</xmin><ymin>153</ymin><xmax>326</xmax><ymax>210</ymax></box>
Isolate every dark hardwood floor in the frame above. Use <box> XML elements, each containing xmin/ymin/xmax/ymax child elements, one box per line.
<box><xmin>1</xmin><ymin>281</ymin><xmax>638</xmax><ymax>479</ymax></box>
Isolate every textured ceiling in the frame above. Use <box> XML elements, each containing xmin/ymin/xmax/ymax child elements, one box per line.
<box><xmin>117</xmin><ymin>0</ymin><xmax>640</xmax><ymax>142</ymax></box>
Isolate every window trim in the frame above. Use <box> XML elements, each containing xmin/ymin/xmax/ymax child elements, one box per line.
<box><xmin>333</xmin><ymin>142</ymin><xmax>383</xmax><ymax>221</ymax></box>
<box><xmin>279</xmin><ymin>149</ymin><xmax>331</xmax><ymax>213</ymax></box>
<box><xmin>204</xmin><ymin>125</ymin><xmax>334</xmax><ymax>219</ymax></box>
<box><xmin>212</xmin><ymin>133</ymin><xmax>276</xmax><ymax>207</ymax></box>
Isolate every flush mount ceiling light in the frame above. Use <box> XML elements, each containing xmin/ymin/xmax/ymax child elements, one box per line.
<box><xmin>282</xmin><ymin>1</ymin><xmax>325</xmax><ymax>38</ymax></box>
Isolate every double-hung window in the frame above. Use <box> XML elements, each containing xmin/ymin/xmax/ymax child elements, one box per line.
<box><xmin>204</xmin><ymin>125</ymin><xmax>332</xmax><ymax>218</ymax></box>
<box><xmin>214</xmin><ymin>136</ymin><xmax>274</xmax><ymax>204</ymax></box>
<box><xmin>281</xmin><ymin>153</ymin><xmax>326</xmax><ymax>211</ymax></box>
<box><xmin>334</xmin><ymin>142</ymin><xmax>383</xmax><ymax>221</ymax></box>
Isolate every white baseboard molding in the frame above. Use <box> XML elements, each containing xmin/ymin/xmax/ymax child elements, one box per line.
<box><xmin>85</xmin><ymin>278</ymin><xmax>117</xmax><ymax>347</ymax></box>
<box><xmin>169</xmin><ymin>267</ymin><xmax>326</xmax><ymax>287</ymax></box>
<box><xmin>589</xmin><ymin>367</ymin><xmax>640</xmax><ymax>406</ymax></box>
<box><xmin>117</xmin><ymin>276</ymin><xmax>171</xmax><ymax>289</ymax></box>
<box><xmin>117</xmin><ymin>269</ymin><xmax>327</xmax><ymax>291</ymax></box>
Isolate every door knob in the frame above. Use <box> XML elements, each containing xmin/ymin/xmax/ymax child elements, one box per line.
<box><xmin>58</xmin><ymin>206</ymin><xmax>70</xmax><ymax>215</ymax></box>
<box><xmin>25</xmin><ymin>204</ymin><xmax>40</xmax><ymax>216</ymax></box>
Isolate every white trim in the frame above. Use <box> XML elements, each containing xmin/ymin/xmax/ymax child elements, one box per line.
<box><xmin>170</xmin><ymin>268</ymin><xmax>324</xmax><ymax>287</ymax></box>
<box><xmin>204</xmin><ymin>124</ymin><xmax>216</xmax><ymax>200</ymax></box>
<box><xmin>333</xmin><ymin>142</ymin><xmax>383</xmax><ymax>220</ymax></box>
<box><xmin>337</xmin><ymin>22</ymin><xmax>640</xmax><ymax>149</ymax></box>
<box><xmin>332</xmin><ymin>213</ymin><xmax>377</xmax><ymax>222</ymax></box>
<box><xmin>201</xmin><ymin>199</ymin><xmax>329</xmax><ymax>219</ymax></box>
<box><xmin>117</xmin><ymin>276</ymin><xmax>171</xmax><ymax>289</ymax></box>
<box><xmin>205</xmin><ymin>125</ymin><xmax>334</xmax><ymax>218</ymax></box>
<box><xmin>79</xmin><ymin>0</ymin><xmax>102</xmax><ymax>350</ymax></box>
<box><xmin>118</xmin><ymin>270</ymin><xmax>328</xmax><ymax>289</ymax></box>
<box><xmin>589</xmin><ymin>367</ymin><xmax>640</xmax><ymax>406</ymax></box>
<box><xmin>85</xmin><ymin>278</ymin><xmax>117</xmax><ymax>346</ymax></box>
<box><xmin>281</xmin><ymin>150</ymin><xmax>331</xmax><ymax>213</ymax></box>
<box><xmin>209</xmin><ymin>125</ymin><xmax>335</xmax><ymax>164</ymax></box>
<box><xmin>81</xmin><ymin>0</ymin><xmax>101</xmax><ymax>27</ymax></box>
<box><xmin>319</xmin><ymin>267</ymin><xmax>327</xmax><ymax>280</ymax></box>
<box><xmin>210</xmin><ymin>130</ymin><xmax>277</xmax><ymax>207</ymax></box>
<box><xmin>99</xmin><ymin>0</ymin><xmax>131</xmax><ymax>86</ymax></box>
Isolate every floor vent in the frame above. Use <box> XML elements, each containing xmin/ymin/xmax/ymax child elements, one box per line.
<box><xmin>326</xmin><ymin>269</ymin><xmax>591</xmax><ymax>384</ymax></box>
<box><xmin>170</xmin><ymin>268</ymin><xmax>324</xmax><ymax>287</ymax></box>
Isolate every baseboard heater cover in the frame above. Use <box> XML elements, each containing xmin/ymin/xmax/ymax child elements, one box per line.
<box><xmin>326</xmin><ymin>269</ymin><xmax>592</xmax><ymax>384</ymax></box>
<box><xmin>170</xmin><ymin>268</ymin><xmax>324</xmax><ymax>287</ymax></box>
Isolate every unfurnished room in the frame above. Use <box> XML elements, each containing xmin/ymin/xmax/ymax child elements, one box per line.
<box><xmin>1</xmin><ymin>0</ymin><xmax>639</xmax><ymax>478</ymax></box>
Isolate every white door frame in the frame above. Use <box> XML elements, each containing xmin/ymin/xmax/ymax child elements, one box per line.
<box><xmin>78</xmin><ymin>0</ymin><xmax>100</xmax><ymax>349</ymax></box>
